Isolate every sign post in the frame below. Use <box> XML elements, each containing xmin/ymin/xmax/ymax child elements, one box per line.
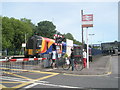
<box><xmin>86</xmin><ymin>27</ymin><xmax>89</xmax><ymax>68</ymax></box>
<box><xmin>81</xmin><ymin>10</ymin><xmax>84</xmax><ymax>65</ymax></box>
<box><xmin>81</xmin><ymin>10</ymin><xmax>93</xmax><ymax>69</ymax></box>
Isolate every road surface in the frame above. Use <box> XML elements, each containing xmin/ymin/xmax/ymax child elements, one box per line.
<box><xmin>1</xmin><ymin>56</ymin><xmax>119</xmax><ymax>89</ymax></box>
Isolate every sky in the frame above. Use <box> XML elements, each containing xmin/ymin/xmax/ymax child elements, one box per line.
<box><xmin>1</xmin><ymin>0</ymin><xmax>119</xmax><ymax>44</ymax></box>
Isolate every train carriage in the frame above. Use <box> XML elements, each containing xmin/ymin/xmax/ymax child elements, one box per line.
<box><xmin>25</xmin><ymin>35</ymin><xmax>63</xmax><ymax>58</ymax></box>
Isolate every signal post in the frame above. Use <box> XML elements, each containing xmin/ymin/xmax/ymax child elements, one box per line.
<box><xmin>81</xmin><ymin>10</ymin><xmax>93</xmax><ymax>69</ymax></box>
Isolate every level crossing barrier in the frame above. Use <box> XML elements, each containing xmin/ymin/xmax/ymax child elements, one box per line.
<box><xmin>0</xmin><ymin>57</ymin><xmax>46</xmax><ymax>76</ymax></box>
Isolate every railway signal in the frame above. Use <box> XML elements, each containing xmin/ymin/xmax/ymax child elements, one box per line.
<box><xmin>54</xmin><ymin>34</ymin><xmax>64</xmax><ymax>44</ymax></box>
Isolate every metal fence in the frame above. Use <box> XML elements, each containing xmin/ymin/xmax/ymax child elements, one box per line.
<box><xmin>91</xmin><ymin>48</ymin><xmax>102</xmax><ymax>55</ymax></box>
<box><xmin>0</xmin><ymin>58</ymin><xmax>47</xmax><ymax>76</ymax></box>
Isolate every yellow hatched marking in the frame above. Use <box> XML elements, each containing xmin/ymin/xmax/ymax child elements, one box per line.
<box><xmin>1</xmin><ymin>67</ymin><xmax>59</xmax><ymax>88</ymax></box>
<box><xmin>0</xmin><ymin>84</ymin><xmax>7</xmax><ymax>88</ymax></box>
<box><xmin>12</xmin><ymin>82</ymin><xmax>31</xmax><ymax>88</ymax></box>
<box><xmin>34</xmin><ymin>73</ymin><xmax>59</xmax><ymax>81</ymax></box>
<box><xmin>3</xmin><ymin>71</ymin><xmax>32</xmax><ymax>81</ymax></box>
<box><xmin>12</xmin><ymin>73</ymin><xmax>59</xmax><ymax>88</ymax></box>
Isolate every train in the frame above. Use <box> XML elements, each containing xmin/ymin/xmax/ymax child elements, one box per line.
<box><xmin>24</xmin><ymin>35</ymin><xmax>82</xmax><ymax>58</ymax></box>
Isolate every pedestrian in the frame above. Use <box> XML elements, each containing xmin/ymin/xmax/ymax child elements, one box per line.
<box><xmin>89</xmin><ymin>46</ymin><xmax>92</xmax><ymax>62</ymax></box>
<box><xmin>70</xmin><ymin>48</ymin><xmax>75</xmax><ymax>71</ymax></box>
<box><xmin>51</xmin><ymin>49</ymin><xmax>58</xmax><ymax>69</ymax></box>
<box><xmin>83</xmin><ymin>49</ymin><xmax>87</xmax><ymax>68</ymax></box>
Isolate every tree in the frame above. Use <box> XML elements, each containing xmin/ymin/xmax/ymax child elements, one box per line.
<box><xmin>20</xmin><ymin>18</ymin><xmax>36</xmax><ymax>35</ymax></box>
<box><xmin>36</xmin><ymin>21</ymin><xmax>56</xmax><ymax>38</ymax></box>
<box><xmin>10</xmin><ymin>17</ymin><xmax>33</xmax><ymax>50</ymax></box>
<box><xmin>73</xmin><ymin>39</ymin><xmax>82</xmax><ymax>45</ymax></box>
<box><xmin>2</xmin><ymin>17</ymin><xmax>33</xmax><ymax>51</ymax></box>
<box><xmin>63</xmin><ymin>33</ymin><xmax>82</xmax><ymax>45</ymax></box>
<box><xmin>2</xmin><ymin>17</ymin><xmax>15</xmax><ymax>50</ymax></box>
<box><xmin>64</xmin><ymin>33</ymin><xmax>74</xmax><ymax>40</ymax></box>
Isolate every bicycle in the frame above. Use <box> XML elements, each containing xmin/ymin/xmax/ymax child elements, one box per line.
<box><xmin>62</xmin><ymin>58</ymin><xmax>84</xmax><ymax>71</ymax></box>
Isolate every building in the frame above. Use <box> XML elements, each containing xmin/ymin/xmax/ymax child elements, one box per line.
<box><xmin>101</xmin><ymin>41</ymin><xmax>119</xmax><ymax>50</ymax></box>
<box><xmin>101</xmin><ymin>41</ymin><xmax>120</xmax><ymax>55</ymax></box>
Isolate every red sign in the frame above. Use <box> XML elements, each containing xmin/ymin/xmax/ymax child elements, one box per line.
<box><xmin>82</xmin><ymin>14</ymin><xmax>93</xmax><ymax>21</ymax></box>
<box><xmin>82</xmin><ymin>14</ymin><xmax>93</xmax><ymax>28</ymax></box>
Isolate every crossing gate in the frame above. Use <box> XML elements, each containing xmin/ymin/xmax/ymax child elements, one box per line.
<box><xmin>0</xmin><ymin>57</ymin><xmax>46</xmax><ymax>76</ymax></box>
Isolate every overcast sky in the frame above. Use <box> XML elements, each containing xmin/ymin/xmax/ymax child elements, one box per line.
<box><xmin>1</xmin><ymin>0</ymin><xmax>118</xmax><ymax>44</ymax></box>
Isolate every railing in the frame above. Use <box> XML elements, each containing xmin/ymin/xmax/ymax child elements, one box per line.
<box><xmin>0</xmin><ymin>57</ymin><xmax>46</xmax><ymax>76</ymax></box>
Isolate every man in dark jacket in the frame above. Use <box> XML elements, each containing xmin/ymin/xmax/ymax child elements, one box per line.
<box><xmin>70</xmin><ymin>48</ymin><xmax>74</xmax><ymax>71</ymax></box>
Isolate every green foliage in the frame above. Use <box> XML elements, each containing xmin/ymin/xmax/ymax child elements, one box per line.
<box><xmin>63</xmin><ymin>33</ymin><xmax>82</xmax><ymax>45</ymax></box>
<box><xmin>64</xmin><ymin>33</ymin><xmax>74</xmax><ymax>40</ymax></box>
<box><xmin>36</xmin><ymin>21</ymin><xmax>56</xmax><ymax>39</ymax></box>
<box><xmin>20</xmin><ymin>18</ymin><xmax>36</xmax><ymax>34</ymax></box>
<box><xmin>73</xmin><ymin>39</ymin><xmax>82</xmax><ymax>45</ymax></box>
<box><xmin>2</xmin><ymin>16</ymin><xmax>33</xmax><ymax>51</ymax></box>
<box><xmin>1</xmin><ymin>16</ymin><xmax>82</xmax><ymax>55</ymax></box>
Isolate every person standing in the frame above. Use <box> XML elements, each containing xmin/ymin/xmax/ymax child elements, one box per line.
<box><xmin>89</xmin><ymin>46</ymin><xmax>92</xmax><ymax>62</ymax></box>
<box><xmin>51</xmin><ymin>49</ymin><xmax>58</xmax><ymax>69</ymax></box>
<box><xmin>70</xmin><ymin>48</ymin><xmax>75</xmax><ymax>71</ymax></box>
<box><xmin>83</xmin><ymin>49</ymin><xmax>87</xmax><ymax>68</ymax></box>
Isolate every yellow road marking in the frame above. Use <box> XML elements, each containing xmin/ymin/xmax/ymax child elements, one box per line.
<box><xmin>0</xmin><ymin>84</ymin><xmax>7</xmax><ymax>88</ymax></box>
<box><xmin>63</xmin><ymin>71</ymin><xmax>112</xmax><ymax>77</ymax></box>
<box><xmin>12</xmin><ymin>82</ymin><xmax>31</xmax><ymax>88</ymax></box>
<box><xmin>1</xmin><ymin>68</ymin><xmax>59</xmax><ymax>88</ymax></box>
<box><xmin>34</xmin><ymin>73</ymin><xmax>59</xmax><ymax>81</ymax></box>
<box><xmin>107</xmin><ymin>72</ymin><xmax>112</xmax><ymax>75</ymax></box>
<box><xmin>2</xmin><ymin>82</ymin><xmax>23</xmax><ymax>83</ymax></box>
<box><xmin>1</xmin><ymin>67</ymin><xmax>59</xmax><ymax>75</ymax></box>
<box><xmin>3</xmin><ymin>71</ymin><xmax>32</xmax><ymax>80</ymax></box>
<box><xmin>29</xmin><ymin>70</ymin><xmax>59</xmax><ymax>75</ymax></box>
<box><xmin>12</xmin><ymin>73</ymin><xmax>59</xmax><ymax>88</ymax></box>
<box><xmin>12</xmin><ymin>74</ymin><xmax>59</xmax><ymax>88</ymax></box>
<box><xmin>0</xmin><ymin>67</ymin><xmax>28</xmax><ymax>72</ymax></box>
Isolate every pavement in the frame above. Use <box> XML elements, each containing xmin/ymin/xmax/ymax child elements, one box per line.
<box><xmin>38</xmin><ymin>55</ymin><xmax>112</xmax><ymax>76</ymax></box>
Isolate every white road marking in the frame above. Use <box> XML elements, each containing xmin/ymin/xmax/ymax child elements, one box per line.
<box><xmin>114</xmin><ymin>77</ymin><xmax>120</xmax><ymax>79</ymax></box>
<box><xmin>24</xmin><ymin>82</ymin><xmax>82</xmax><ymax>89</ymax></box>
<box><xmin>24</xmin><ymin>83</ymin><xmax>38</xmax><ymax>88</ymax></box>
<box><xmin>2</xmin><ymin>76</ymin><xmax>30</xmax><ymax>82</ymax></box>
<box><xmin>45</xmin><ymin>69</ymin><xmax>54</xmax><ymax>71</ymax></box>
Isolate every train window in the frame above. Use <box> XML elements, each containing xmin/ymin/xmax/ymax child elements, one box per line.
<box><xmin>36</xmin><ymin>39</ymin><xmax>42</xmax><ymax>49</ymax></box>
<box><xmin>26</xmin><ymin>37</ymin><xmax>34</xmax><ymax>49</ymax></box>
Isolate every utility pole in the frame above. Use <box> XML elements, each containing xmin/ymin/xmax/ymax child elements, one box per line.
<box><xmin>81</xmin><ymin>10</ymin><xmax>84</xmax><ymax>62</ymax></box>
<box><xmin>86</xmin><ymin>27</ymin><xmax>89</xmax><ymax>68</ymax></box>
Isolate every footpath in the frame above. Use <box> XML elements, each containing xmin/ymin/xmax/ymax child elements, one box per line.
<box><xmin>39</xmin><ymin>55</ymin><xmax>112</xmax><ymax>75</ymax></box>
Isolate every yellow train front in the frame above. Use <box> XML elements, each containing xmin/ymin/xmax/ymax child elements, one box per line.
<box><xmin>25</xmin><ymin>35</ymin><xmax>55</xmax><ymax>58</ymax></box>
